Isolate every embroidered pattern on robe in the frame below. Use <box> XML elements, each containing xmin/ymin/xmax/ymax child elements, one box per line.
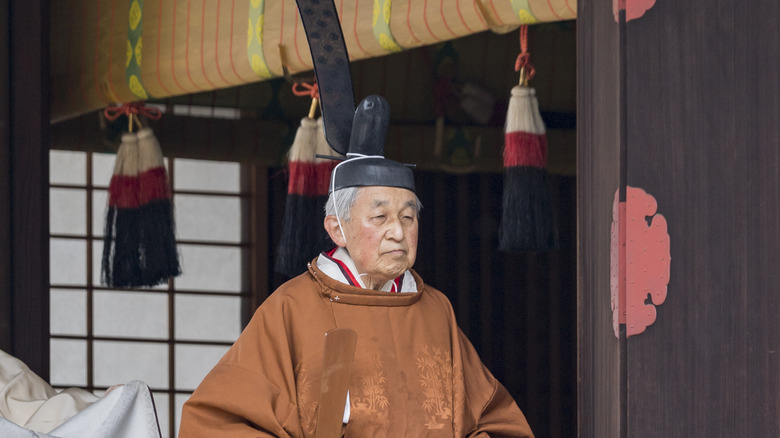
<box><xmin>417</xmin><ymin>345</ymin><xmax>454</xmax><ymax>430</ymax></box>
<box><xmin>452</xmin><ymin>361</ymin><xmax>466</xmax><ymax>434</ymax></box>
<box><xmin>350</xmin><ymin>353</ymin><xmax>389</xmax><ymax>426</ymax></box>
<box><xmin>295</xmin><ymin>363</ymin><xmax>317</xmax><ymax>436</ymax></box>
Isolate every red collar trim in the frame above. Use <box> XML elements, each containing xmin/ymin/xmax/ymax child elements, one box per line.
<box><xmin>323</xmin><ymin>248</ymin><xmax>361</xmax><ymax>287</ymax></box>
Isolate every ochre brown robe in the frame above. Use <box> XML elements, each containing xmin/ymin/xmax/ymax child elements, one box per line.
<box><xmin>179</xmin><ymin>260</ymin><xmax>534</xmax><ymax>437</ymax></box>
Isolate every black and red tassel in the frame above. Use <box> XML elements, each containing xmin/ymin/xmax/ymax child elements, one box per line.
<box><xmin>275</xmin><ymin>117</ymin><xmax>337</xmax><ymax>277</ymax></box>
<box><xmin>102</xmin><ymin>131</ymin><xmax>142</xmax><ymax>286</ymax></box>
<box><xmin>101</xmin><ymin>103</ymin><xmax>180</xmax><ymax>287</ymax></box>
<box><xmin>136</xmin><ymin>127</ymin><xmax>181</xmax><ymax>285</ymax></box>
<box><xmin>499</xmin><ymin>26</ymin><xmax>554</xmax><ymax>251</ymax></box>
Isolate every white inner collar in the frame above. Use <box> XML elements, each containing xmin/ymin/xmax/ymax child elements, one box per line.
<box><xmin>317</xmin><ymin>248</ymin><xmax>417</xmax><ymax>293</ymax></box>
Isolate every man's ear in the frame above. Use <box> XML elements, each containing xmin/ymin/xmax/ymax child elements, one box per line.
<box><xmin>324</xmin><ymin>215</ymin><xmax>347</xmax><ymax>247</ymax></box>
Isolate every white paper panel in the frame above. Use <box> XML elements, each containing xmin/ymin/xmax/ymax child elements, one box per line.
<box><xmin>50</xmin><ymin>238</ymin><xmax>87</xmax><ymax>286</ymax></box>
<box><xmin>50</xmin><ymin>150</ymin><xmax>86</xmax><ymax>185</ymax></box>
<box><xmin>94</xmin><ymin>291</ymin><xmax>168</xmax><ymax>339</ymax></box>
<box><xmin>50</xmin><ymin>188</ymin><xmax>87</xmax><ymax>236</ymax></box>
<box><xmin>175</xmin><ymin>295</ymin><xmax>241</xmax><ymax>342</ymax></box>
<box><xmin>176</xmin><ymin>245</ymin><xmax>241</xmax><ymax>292</ymax></box>
<box><xmin>174</xmin><ymin>194</ymin><xmax>242</xmax><ymax>243</ymax></box>
<box><xmin>50</xmin><ymin>339</ymin><xmax>87</xmax><ymax>387</ymax></box>
<box><xmin>173</xmin><ymin>159</ymin><xmax>240</xmax><ymax>193</ymax></box>
<box><xmin>93</xmin><ymin>341</ymin><xmax>169</xmax><ymax>388</ymax></box>
<box><xmin>50</xmin><ymin>289</ymin><xmax>87</xmax><ymax>336</ymax></box>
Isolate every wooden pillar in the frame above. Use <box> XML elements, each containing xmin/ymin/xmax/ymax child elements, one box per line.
<box><xmin>579</xmin><ymin>0</ymin><xmax>780</xmax><ymax>436</ymax></box>
<box><xmin>576</xmin><ymin>0</ymin><xmax>622</xmax><ymax>436</ymax></box>
<box><xmin>243</xmin><ymin>164</ymin><xmax>270</xmax><ymax>319</ymax></box>
<box><xmin>0</xmin><ymin>0</ymin><xmax>11</xmax><ymax>353</ymax></box>
<box><xmin>8</xmin><ymin>0</ymin><xmax>50</xmax><ymax>378</ymax></box>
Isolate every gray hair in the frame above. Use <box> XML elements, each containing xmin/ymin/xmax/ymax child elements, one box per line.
<box><xmin>324</xmin><ymin>187</ymin><xmax>362</xmax><ymax>222</ymax></box>
<box><xmin>324</xmin><ymin>187</ymin><xmax>423</xmax><ymax>222</ymax></box>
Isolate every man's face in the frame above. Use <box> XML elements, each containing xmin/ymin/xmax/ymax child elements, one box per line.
<box><xmin>340</xmin><ymin>186</ymin><xmax>419</xmax><ymax>285</ymax></box>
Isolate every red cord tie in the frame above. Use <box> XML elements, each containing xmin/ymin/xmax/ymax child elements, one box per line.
<box><xmin>515</xmin><ymin>25</ymin><xmax>535</xmax><ymax>85</ymax></box>
<box><xmin>292</xmin><ymin>81</ymin><xmax>320</xmax><ymax>119</ymax></box>
<box><xmin>292</xmin><ymin>81</ymin><xmax>319</xmax><ymax>100</ymax></box>
<box><xmin>103</xmin><ymin>102</ymin><xmax>162</xmax><ymax>121</ymax></box>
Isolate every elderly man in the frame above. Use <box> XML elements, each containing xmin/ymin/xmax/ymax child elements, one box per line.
<box><xmin>179</xmin><ymin>97</ymin><xmax>534</xmax><ymax>437</ymax></box>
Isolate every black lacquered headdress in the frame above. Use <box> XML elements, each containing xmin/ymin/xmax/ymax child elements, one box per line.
<box><xmin>295</xmin><ymin>0</ymin><xmax>415</xmax><ymax>194</ymax></box>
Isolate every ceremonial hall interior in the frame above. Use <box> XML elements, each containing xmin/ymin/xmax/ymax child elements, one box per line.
<box><xmin>3</xmin><ymin>1</ymin><xmax>780</xmax><ymax>437</ymax></box>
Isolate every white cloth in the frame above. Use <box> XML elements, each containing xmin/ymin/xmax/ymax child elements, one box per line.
<box><xmin>317</xmin><ymin>248</ymin><xmax>418</xmax><ymax>292</ymax></box>
<box><xmin>0</xmin><ymin>349</ymin><xmax>99</xmax><ymax>432</ymax></box>
<box><xmin>0</xmin><ymin>350</ymin><xmax>161</xmax><ymax>438</ymax></box>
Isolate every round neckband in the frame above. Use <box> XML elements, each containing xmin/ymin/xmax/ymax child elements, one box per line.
<box><xmin>308</xmin><ymin>258</ymin><xmax>424</xmax><ymax>307</ymax></box>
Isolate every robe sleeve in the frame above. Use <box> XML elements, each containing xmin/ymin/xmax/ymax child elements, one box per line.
<box><xmin>458</xmin><ymin>330</ymin><xmax>535</xmax><ymax>438</ymax></box>
<box><xmin>179</xmin><ymin>363</ymin><xmax>302</xmax><ymax>437</ymax></box>
<box><xmin>179</xmin><ymin>292</ymin><xmax>306</xmax><ymax>438</ymax></box>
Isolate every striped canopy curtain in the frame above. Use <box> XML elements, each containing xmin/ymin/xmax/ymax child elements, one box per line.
<box><xmin>50</xmin><ymin>0</ymin><xmax>576</xmax><ymax>123</ymax></box>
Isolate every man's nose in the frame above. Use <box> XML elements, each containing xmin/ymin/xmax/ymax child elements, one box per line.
<box><xmin>385</xmin><ymin>218</ymin><xmax>404</xmax><ymax>240</ymax></box>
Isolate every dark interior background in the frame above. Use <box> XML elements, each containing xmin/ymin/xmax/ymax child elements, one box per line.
<box><xmin>268</xmin><ymin>170</ymin><xmax>577</xmax><ymax>437</ymax></box>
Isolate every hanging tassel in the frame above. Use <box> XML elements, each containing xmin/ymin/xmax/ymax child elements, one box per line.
<box><xmin>101</xmin><ymin>102</ymin><xmax>178</xmax><ymax>287</ymax></box>
<box><xmin>136</xmin><ymin>127</ymin><xmax>181</xmax><ymax>286</ymax></box>
<box><xmin>275</xmin><ymin>81</ymin><xmax>339</xmax><ymax>277</ymax></box>
<box><xmin>499</xmin><ymin>26</ymin><xmax>554</xmax><ymax>252</ymax></box>
<box><xmin>275</xmin><ymin>114</ymin><xmax>337</xmax><ymax>277</ymax></box>
<box><xmin>102</xmin><ymin>131</ymin><xmax>143</xmax><ymax>287</ymax></box>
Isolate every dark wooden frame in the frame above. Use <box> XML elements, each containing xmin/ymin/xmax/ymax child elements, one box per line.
<box><xmin>0</xmin><ymin>0</ymin><xmax>12</xmax><ymax>354</ymax></box>
<box><xmin>576</xmin><ymin>0</ymin><xmax>623</xmax><ymax>435</ymax></box>
<box><xmin>2</xmin><ymin>0</ymin><xmax>51</xmax><ymax>379</ymax></box>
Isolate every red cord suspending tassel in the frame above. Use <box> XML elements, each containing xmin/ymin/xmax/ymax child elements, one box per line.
<box><xmin>514</xmin><ymin>25</ymin><xmax>535</xmax><ymax>84</ymax></box>
<box><xmin>103</xmin><ymin>101</ymin><xmax>162</xmax><ymax>121</ymax></box>
<box><xmin>292</xmin><ymin>81</ymin><xmax>320</xmax><ymax>119</ymax></box>
<box><xmin>292</xmin><ymin>81</ymin><xmax>319</xmax><ymax>100</ymax></box>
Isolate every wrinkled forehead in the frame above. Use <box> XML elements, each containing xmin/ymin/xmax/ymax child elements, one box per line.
<box><xmin>355</xmin><ymin>186</ymin><xmax>417</xmax><ymax>211</ymax></box>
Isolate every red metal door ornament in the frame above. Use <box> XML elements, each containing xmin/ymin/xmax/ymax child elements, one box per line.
<box><xmin>611</xmin><ymin>186</ymin><xmax>671</xmax><ymax>338</ymax></box>
<box><xmin>613</xmin><ymin>0</ymin><xmax>657</xmax><ymax>22</ymax></box>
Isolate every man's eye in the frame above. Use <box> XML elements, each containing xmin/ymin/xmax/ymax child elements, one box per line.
<box><xmin>373</xmin><ymin>215</ymin><xmax>385</xmax><ymax>220</ymax></box>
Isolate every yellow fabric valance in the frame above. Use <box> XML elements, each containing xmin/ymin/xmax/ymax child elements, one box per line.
<box><xmin>50</xmin><ymin>0</ymin><xmax>576</xmax><ymax>122</ymax></box>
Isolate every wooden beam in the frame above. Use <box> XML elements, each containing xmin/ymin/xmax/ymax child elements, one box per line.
<box><xmin>50</xmin><ymin>112</ymin><xmax>576</xmax><ymax>175</ymax></box>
